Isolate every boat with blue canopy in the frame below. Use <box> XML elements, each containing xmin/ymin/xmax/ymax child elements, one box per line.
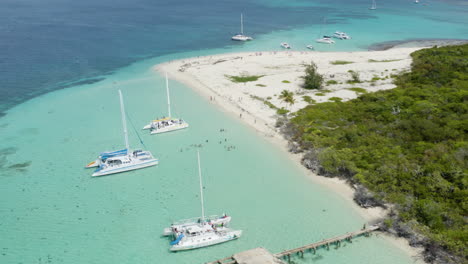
<box><xmin>86</xmin><ymin>90</ymin><xmax>158</xmax><ymax>176</ymax></box>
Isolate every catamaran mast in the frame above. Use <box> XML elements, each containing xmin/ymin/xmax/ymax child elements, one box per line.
<box><xmin>166</xmin><ymin>72</ymin><xmax>171</xmax><ymax>118</ymax></box>
<box><xmin>197</xmin><ymin>150</ymin><xmax>205</xmax><ymax>222</ymax></box>
<box><xmin>240</xmin><ymin>13</ymin><xmax>244</xmax><ymax>35</ymax></box>
<box><xmin>118</xmin><ymin>90</ymin><xmax>130</xmax><ymax>153</ymax></box>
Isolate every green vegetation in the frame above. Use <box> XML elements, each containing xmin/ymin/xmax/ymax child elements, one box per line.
<box><xmin>226</xmin><ymin>74</ymin><xmax>265</xmax><ymax>83</ymax></box>
<box><xmin>302</xmin><ymin>95</ymin><xmax>316</xmax><ymax>104</ymax></box>
<box><xmin>371</xmin><ymin>76</ymin><xmax>381</xmax><ymax>82</ymax></box>
<box><xmin>347</xmin><ymin>87</ymin><xmax>367</xmax><ymax>94</ymax></box>
<box><xmin>250</xmin><ymin>95</ymin><xmax>278</xmax><ymax>110</ymax></box>
<box><xmin>277</xmin><ymin>108</ymin><xmax>290</xmax><ymax>115</ymax></box>
<box><xmin>346</xmin><ymin>70</ymin><xmax>361</xmax><ymax>84</ymax></box>
<box><xmin>368</xmin><ymin>59</ymin><xmax>402</xmax><ymax>63</ymax></box>
<box><xmin>255</xmin><ymin>84</ymin><xmax>267</xmax><ymax>87</ymax></box>
<box><xmin>279</xmin><ymin>90</ymin><xmax>295</xmax><ymax>107</ymax></box>
<box><xmin>289</xmin><ymin>45</ymin><xmax>468</xmax><ymax>260</ymax></box>
<box><xmin>314</xmin><ymin>92</ymin><xmax>325</xmax><ymax>96</ymax></box>
<box><xmin>326</xmin><ymin>80</ymin><xmax>338</xmax><ymax>85</ymax></box>
<box><xmin>282</xmin><ymin>80</ymin><xmax>291</xmax><ymax>83</ymax></box>
<box><xmin>302</xmin><ymin>62</ymin><xmax>323</xmax><ymax>90</ymax></box>
<box><xmin>328</xmin><ymin>97</ymin><xmax>342</xmax><ymax>102</ymax></box>
<box><xmin>330</xmin><ymin>60</ymin><xmax>354</xmax><ymax>65</ymax></box>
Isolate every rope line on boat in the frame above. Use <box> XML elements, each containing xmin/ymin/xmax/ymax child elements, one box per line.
<box><xmin>126</xmin><ymin>111</ymin><xmax>147</xmax><ymax>149</ymax></box>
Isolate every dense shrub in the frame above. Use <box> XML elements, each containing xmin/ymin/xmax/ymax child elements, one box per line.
<box><xmin>302</xmin><ymin>62</ymin><xmax>323</xmax><ymax>90</ymax></box>
<box><xmin>288</xmin><ymin>44</ymin><xmax>468</xmax><ymax>261</ymax></box>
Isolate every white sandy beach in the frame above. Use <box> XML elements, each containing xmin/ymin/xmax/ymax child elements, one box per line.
<box><xmin>156</xmin><ymin>47</ymin><xmax>427</xmax><ymax>261</ymax></box>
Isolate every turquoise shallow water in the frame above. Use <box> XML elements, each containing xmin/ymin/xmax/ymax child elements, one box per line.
<box><xmin>1</xmin><ymin>0</ymin><xmax>467</xmax><ymax>263</ymax></box>
<box><xmin>1</xmin><ymin>56</ymin><xmax>419</xmax><ymax>264</ymax></box>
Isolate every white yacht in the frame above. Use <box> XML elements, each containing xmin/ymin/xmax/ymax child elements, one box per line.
<box><xmin>369</xmin><ymin>0</ymin><xmax>377</xmax><ymax>10</ymax></box>
<box><xmin>333</xmin><ymin>31</ymin><xmax>351</xmax><ymax>40</ymax></box>
<box><xmin>414</xmin><ymin>0</ymin><xmax>419</xmax><ymax>3</ymax></box>
<box><xmin>143</xmin><ymin>73</ymin><xmax>189</xmax><ymax>134</ymax></box>
<box><xmin>166</xmin><ymin>151</ymin><xmax>242</xmax><ymax>251</ymax></box>
<box><xmin>231</xmin><ymin>13</ymin><xmax>253</xmax><ymax>41</ymax></box>
<box><xmin>306</xmin><ymin>45</ymin><xmax>314</xmax><ymax>50</ymax></box>
<box><xmin>280</xmin><ymin>42</ymin><xmax>291</xmax><ymax>49</ymax></box>
<box><xmin>87</xmin><ymin>90</ymin><xmax>158</xmax><ymax>177</ymax></box>
<box><xmin>316</xmin><ymin>36</ymin><xmax>335</xmax><ymax>44</ymax></box>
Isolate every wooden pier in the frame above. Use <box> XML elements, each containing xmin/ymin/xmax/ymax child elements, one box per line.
<box><xmin>206</xmin><ymin>225</ymin><xmax>380</xmax><ymax>264</ymax></box>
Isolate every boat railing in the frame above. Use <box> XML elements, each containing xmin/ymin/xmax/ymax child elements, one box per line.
<box><xmin>171</xmin><ymin>215</ymin><xmax>227</xmax><ymax>225</ymax></box>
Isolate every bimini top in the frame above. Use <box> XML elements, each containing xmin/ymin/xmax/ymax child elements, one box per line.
<box><xmin>152</xmin><ymin>117</ymin><xmax>171</xmax><ymax>123</ymax></box>
<box><xmin>99</xmin><ymin>149</ymin><xmax>128</xmax><ymax>160</ymax></box>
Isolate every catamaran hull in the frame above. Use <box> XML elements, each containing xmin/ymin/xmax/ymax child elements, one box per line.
<box><xmin>170</xmin><ymin>231</ymin><xmax>242</xmax><ymax>251</ymax></box>
<box><xmin>92</xmin><ymin>159</ymin><xmax>159</xmax><ymax>177</ymax></box>
<box><xmin>86</xmin><ymin>160</ymin><xmax>100</xmax><ymax>168</ymax></box>
<box><xmin>316</xmin><ymin>39</ymin><xmax>335</xmax><ymax>44</ymax></box>
<box><xmin>232</xmin><ymin>36</ymin><xmax>253</xmax><ymax>41</ymax></box>
<box><xmin>150</xmin><ymin>123</ymin><xmax>189</xmax><ymax>134</ymax></box>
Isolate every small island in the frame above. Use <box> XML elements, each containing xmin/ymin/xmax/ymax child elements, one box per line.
<box><xmin>158</xmin><ymin>44</ymin><xmax>467</xmax><ymax>264</ymax></box>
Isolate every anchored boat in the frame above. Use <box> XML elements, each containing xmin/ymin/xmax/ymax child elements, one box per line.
<box><xmin>143</xmin><ymin>73</ymin><xmax>189</xmax><ymax>134</ymax></box>
<box><xmin>86</xmin><ymin>90</ymin><xmax>158</xmax><ymax>177</ymax></box>
<box><xmin>280</xmin><ymin>42</ymin><xmax>291</xmax><ymax>49</ymax></box>
<box><xmin>165</xmin><ymin>151</ymin><xmax>241</xmax><ymax>251</ymax></box>
<box><xmin>333</xmin><ymin>31</ymin><xmax>351</xmax><ymax>40</ymax></box>
<box><xmin>316</xmin><ymin>36</ymin><xmax>335</xmax><ymax>44</ymax></box>
<box><xmin>231</xmin><ymin>13</ymin><xmax>253</xmax><ymax>41</ymax></box>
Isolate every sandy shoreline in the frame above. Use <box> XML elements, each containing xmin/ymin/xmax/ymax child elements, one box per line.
<box><xmin>155</xmin><ymin>48</ymin><xmax>428</xmax><ymax>262</ymax></box>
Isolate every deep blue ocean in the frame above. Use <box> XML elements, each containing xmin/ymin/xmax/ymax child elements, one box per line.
<box><xmin>1</xmin><ymin>0</ymin><xmax>467</xmax><ymax>113</ymax></box>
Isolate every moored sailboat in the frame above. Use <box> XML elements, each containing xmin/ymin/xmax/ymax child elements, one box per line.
<box><xmin>86</xmin><ymin>90</ymin><xmax>158</xmax><ymax>177</ymax></box>
<box><xmin>165</xmin><ymin>151</ymin><xmax>241</xmax><ymax>251</ymax></box>
<box><xmin>143</xmin><ymin>73</ymin><xmax>189</xmax><ymax>134</ymax></box>
<box><xmin>231</xmin><ymin>13</ymin><xmax>253</xmax><ymax>41</ymax></box>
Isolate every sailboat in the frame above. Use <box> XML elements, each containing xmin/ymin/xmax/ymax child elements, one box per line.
<box><xmin>164</xmin><ymin>151</ymin><xmax>242</xmax><ymax>251</ymax></box>
<box><xmin>231</xmin><ymin>13</ymin><xmax>253</xmax><ymax>41</ymax></box>
<box><xmin>143</xmin><ymin>73</ymin><xmax>189</xmax><ymax>134</ymax></box>
<box><xmin>86</xmin><ymin>90</ymin><xmax>159</xmax><ymax>177</ymax></box>
<box><xmin>369</xmin><ymin>0</ymin><xmax>377</xmax><ymax>10</ymax></box>
<box><xmin>316</xmin><ymin>18</ymin><xmax>335</xmax><ymax>44</ymax></box>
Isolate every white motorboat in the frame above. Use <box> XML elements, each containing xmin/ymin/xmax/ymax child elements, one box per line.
<box><xmin>166</xmin><ymin>151</ymin><xmax>242</xmax><ymax>251</ymax></box>
<box><xmin>231</xmin><ymin>13</ymin><xmax>253</xmax><ymax>41</ymax></box>
<box><xmin>414</xmin><ymin>0</ymin><xmax>419</xmax><ymax>3</ymax></box>
<box><xmin>306</xmin><ymin>45</ymin><xmax>314</xmax><ymax>50</ymax></box>
<box><xmin>333</xmin><ymin>31</ymin><xmax>351</xmax><ymax>40</ymax></box>
<box><xmin>316</xmin><ymin>36</ymin><xmax>335</xmax><ymax>44</ymax></box>
<box><xmin>280</xmin><ymin>42</ymin><xmax>291</xmax><ymax>49</ymax></box>
<box><xmin>87</xmin><ymin>90</ymin><xmax>158</xmax><ymax>177</ymax></box>
<box><xmin>143</xmin><ymin>73</ymin><xmax>189</xmax><ymax>134</ymax></box>
<box><xmin>369</xmin><ymin>0</ymin><xmax>377</xmax><ymax>10</ymax></box>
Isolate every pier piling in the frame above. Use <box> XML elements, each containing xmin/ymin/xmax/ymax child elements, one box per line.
<box><xmin>206</xmin><ymin>225</ymin><xmax>380</xmax><ymax>264</ymax></box>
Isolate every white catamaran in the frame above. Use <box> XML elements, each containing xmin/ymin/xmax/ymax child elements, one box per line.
<box><xmin>315</xmin><ymin>18</ymin><xmax>335</xmax><ymax>44</ymax></box>
<box><xmin>164</xmin><ymin>151</ymin><xmax>241</xmax><ymax>251</ymax></box>
<box><xmin>143</xmin><ymin>73</ymin><xmax>189</xmax><ymax>134</ymax></box>
<box><xmin>231</xmin><ymin>13</ymin><xmax>253</xmax><ymax>41</ymax></box>
<box><xmin>369</xmin><ymin>0</ymin><xmax>377</xmax><ymax>10</ymax></box>
<box><xmin>86</xmin><ymin>90</ymin><xmax>158</xmax><ymax>177</ymax></box>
